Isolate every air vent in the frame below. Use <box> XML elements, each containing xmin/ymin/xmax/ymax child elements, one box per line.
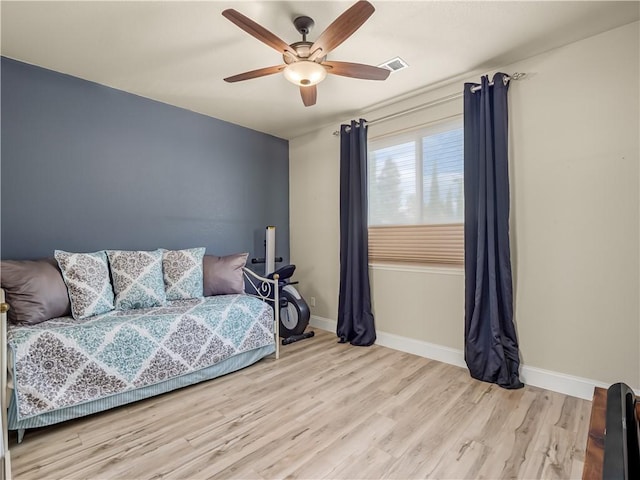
<box><xmin>378</xmin><ymin>57</ymin><xmax>409</xmax><ymax>73</ymax></box>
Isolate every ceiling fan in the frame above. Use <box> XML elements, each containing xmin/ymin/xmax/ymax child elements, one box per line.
<box><xmin>222</xmin><ymin>0</ymin><xmax>391</xmax><ymax>107</ymax></box>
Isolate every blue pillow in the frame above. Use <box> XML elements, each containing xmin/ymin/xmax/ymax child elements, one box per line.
<box><xmin>107</xmin><ymin>249</ymin><xmax>166</xmax><ymax>310</ymax></box>
<box><xmin>162</xmin><ymin>248</ymin><xmax>206</xmax><ymax>301</ymax></box>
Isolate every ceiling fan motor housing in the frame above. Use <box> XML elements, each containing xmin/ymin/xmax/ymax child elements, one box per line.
<box><xmin>283</xmin><ymin>41</ymin><xmax>326</xmax><ymax>64</ymax></box>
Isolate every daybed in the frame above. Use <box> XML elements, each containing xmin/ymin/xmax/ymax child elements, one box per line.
<box><xmin>0</xmin><ymin>249</ymin><xmax>280</xmax><ymax>444</ymax></box>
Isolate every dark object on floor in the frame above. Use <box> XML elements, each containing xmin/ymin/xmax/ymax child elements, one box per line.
<box><xmin>603</xmin><ymin>382</ymin><xmax>639</xmax><ymax>479</ymax></box>
<box><xmin>282</xmin><ymin>330</ymin><xmax>315</xmax><ymax>345</ymax></box>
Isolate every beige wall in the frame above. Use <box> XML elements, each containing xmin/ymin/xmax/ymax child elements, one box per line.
<box><xmin>290</xmin><ymin>22</ymin><xmax>639</xmax><ymax>389</ymax></box>
<box><xmin>289</xmin><ymin>128</ymin><xmax>342</xmax><ymax>322</ymax></box>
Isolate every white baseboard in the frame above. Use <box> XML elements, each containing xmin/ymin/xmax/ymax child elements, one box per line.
<box><xmin>518</xmin><ymin>365</ymin><xmax>610</xmax><ymax>401</ymax></box>
<box><xmin>309</xmin><ymin>315</ymin><xmax>337</xmax><ymax>334</ymax></box>
<box><xmin>309</xmin><ymin>315</ymin><xmax>616</xmax><ymax>400</ymax></box>
<box><xmin>376</xmin><ymin>328</ymin><xmax>468</xmax><ymax>369</ymax></box>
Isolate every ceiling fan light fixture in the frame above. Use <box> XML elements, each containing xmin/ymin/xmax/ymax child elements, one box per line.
<box><xmin>283</xmin><ymin>61</ymin><xmax>327</xmax><ymax>86</ymax></box>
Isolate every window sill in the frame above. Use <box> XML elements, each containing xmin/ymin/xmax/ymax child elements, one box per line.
<box><xmin>368</xmin><ymin>263</ymin><xmax>464</xmax><ymax>276</ymax></box>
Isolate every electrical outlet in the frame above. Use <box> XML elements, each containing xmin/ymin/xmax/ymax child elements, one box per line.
<box><xmin>309</xmin><ymin>297</ymin><xmax>316</xmax><ymax>307</ymax></box>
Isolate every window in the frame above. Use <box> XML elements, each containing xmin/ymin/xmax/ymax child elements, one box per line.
<box><xmin>368</xmin><ymin>117</ymin><xmax>464</xmax><ymax>265</ymax></box>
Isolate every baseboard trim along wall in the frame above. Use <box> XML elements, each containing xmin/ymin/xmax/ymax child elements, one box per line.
<box><xmin>309</xmin><ymin>315</ymin><xmax>619</xmax><ymax>401</ymax></box>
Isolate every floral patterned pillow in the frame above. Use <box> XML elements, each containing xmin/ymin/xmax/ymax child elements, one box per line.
<box><xmin>162</xmin><ymin>247</ymin><xmax>206</xmax><ymax>301</ymax></box>
<box><xmin>54</xmin><ymin>250</ymin><xmax>115</xmax><ymax>320</ymax></box>
<box><xmin>107</xmin><ymin>249</ymin><xmax>166</xmax><ymax>310</ymax></box>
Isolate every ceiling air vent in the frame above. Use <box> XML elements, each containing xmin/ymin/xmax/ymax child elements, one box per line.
<box><xmin>378</xmin><ymin>57</ymin><xmax>409</xmax><ymax>73</ymax></box>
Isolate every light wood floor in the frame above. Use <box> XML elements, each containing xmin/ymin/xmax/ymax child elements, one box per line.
<box><xmin>10</xmin><ymin>329</ymin><xmax>591</xmax><ymax>479</ymax></box>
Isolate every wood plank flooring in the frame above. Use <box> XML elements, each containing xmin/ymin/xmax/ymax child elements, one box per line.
<box><xmin>9</xmin><ymin>329</ymin><xmax>591</xmax><ymax>479</ymax></box>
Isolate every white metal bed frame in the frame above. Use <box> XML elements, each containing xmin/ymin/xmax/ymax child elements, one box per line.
<box><xmin>242</xmin><ymin>267</ymin><xmax>280</xmax><ymax>360</ymax></box>
<box><xmin>1</xmin><ymin>290</ymin><xmax>11</xmax><ymax>480</ymax></box>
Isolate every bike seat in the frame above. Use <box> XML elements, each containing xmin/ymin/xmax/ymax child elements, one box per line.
<box><xmin>267</xmin><ymin>264</ymin><xmax>296</xmax><ymax>281</ymax></box>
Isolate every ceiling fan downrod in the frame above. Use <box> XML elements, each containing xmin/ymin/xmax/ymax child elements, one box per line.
<box><xmin>293</xmin><ymin>16</ymin><xmax>314</xmax><ymax>42</ymax></box>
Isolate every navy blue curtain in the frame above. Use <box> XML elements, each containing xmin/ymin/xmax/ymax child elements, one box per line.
<box><xmin>337</xmin><ymin>119</ymin><xmax>376</xmax><ymax>346</ymax></box>
<box><xmin>463</xmin><ymin>73</ymin><xmax>523</xmax><ymax>389</ymax></box>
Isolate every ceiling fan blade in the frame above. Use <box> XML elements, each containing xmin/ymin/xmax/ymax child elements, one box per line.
<box><xmin>224</xmin><ymin>65</ymin><xmax>286</xmax><ymax>83</ymax></box>
<box><xmin>222</xmin><ymin>9</ymin><xmax>298</xmax><ymax>58</ymax></box>
<box><xmin>323</xmin><ymin>61</ymin><xmax>390</xmax><ymax>80</ymax></box>
<box><xmin>308</xmin><ymin>1</ymin><xmax>375</xmax><ymax>61</ymax></box>
<box><xmin>300</xmin><ymin>85</ymin><xmax>317</xmax><ymax>107</ymax></box>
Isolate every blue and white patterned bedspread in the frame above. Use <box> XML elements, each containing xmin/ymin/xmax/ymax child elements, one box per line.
<box><xmin>7</xmin><ymin>294</ymin><xmax>274</xmax><ymax>420</ymax></box>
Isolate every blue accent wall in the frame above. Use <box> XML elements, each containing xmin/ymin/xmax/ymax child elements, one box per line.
<box><xmin>1</xmin><ymin>57</ymin><xmax>289</xmax><ymax>265</ymax></box>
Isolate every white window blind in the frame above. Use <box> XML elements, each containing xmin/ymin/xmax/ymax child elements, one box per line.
<box><xmin>368</xmin><ymin>117</ymin><xmax>464</xmax><ymax>265</ymax></box>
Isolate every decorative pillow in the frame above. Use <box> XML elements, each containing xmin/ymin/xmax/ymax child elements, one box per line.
<box><xmin>203</xmin><ymin>253</ymin><xmax>248</xmax><ymax>296</ymax></box>
<box><xmin>162</xmin><ymin>247</ymin><xmax>206</xmax><ymax>301</ymax></box>
<box><xmin>0</xmin><ymin>258</ymin><xmax>72</xmax><ymax>325</ymax></box>
<box><xmin>107</xmin><ymin>249</ymin><xmax>166</xmax><ymax>310</ymax></box>
<box><xmin>54</xmin><ymin>250</ymin><xmax>115</xmax><ymax>320</ymax></box>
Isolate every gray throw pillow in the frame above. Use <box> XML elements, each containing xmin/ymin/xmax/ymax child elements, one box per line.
<box><xmin>0</xmin><ymin>258</ymin><xmax>72</xmax><ymax>325</ymax></box>
<box><xmin>203</xmin><ymin>253</ymin><xmax>249</xmax><ymax>296</ymax></box>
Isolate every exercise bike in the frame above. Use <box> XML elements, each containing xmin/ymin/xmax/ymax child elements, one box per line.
<box><xmin>251</xmin><ymin>226</ymin><xmax>313</xmax><ymax>346</ymax></box>
<box><xmin>267</xmin><ymin>264</ymin><xmax>314</xmax><ymax>345</ymax></box>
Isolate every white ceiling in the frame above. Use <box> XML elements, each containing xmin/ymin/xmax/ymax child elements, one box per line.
<box><xmin>2</xmin><ymin>1</ymin><xmax>638</xmax><ymax>140</ymax></box>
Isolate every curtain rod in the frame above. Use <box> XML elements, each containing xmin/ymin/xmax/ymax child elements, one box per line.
<box><xmin>469</xmin><ymin>72</ymin><xmax>526</xmax><ymax>92</ymax></box>
<box><xmin>334</xmin><ymin>72</ymin><xmax>526</xmax><ymax>136</ymax></box>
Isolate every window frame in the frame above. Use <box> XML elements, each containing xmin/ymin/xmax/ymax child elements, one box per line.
<box><xmin>367</xmin><ymin>116</ymin><xmax>464</xmax><ymax>266</ymax></box>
